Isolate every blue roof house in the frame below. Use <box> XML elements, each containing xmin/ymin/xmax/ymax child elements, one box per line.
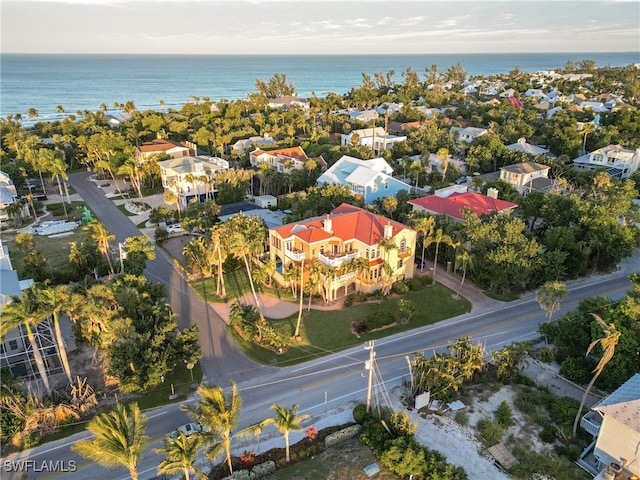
<box><xmin>316</xmin><ymin>155</ymin><xmax>411</xmax><ymax>205</ymax></box>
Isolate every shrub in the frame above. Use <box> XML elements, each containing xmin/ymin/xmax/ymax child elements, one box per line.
<box><xmin>155</xmin><ymin>227</ymin><xmax>168</xmax><ymax>246</ymax></box>
<box><xmin>392</xmin><ymin>281</ymin><xmax>409</xmax><ymax>294</ymax></box>
<box><xmin>353</xmin><ymin>404</ymin><xmax>367</xmax><ymax>424</ymax></box>
<box><xmin>538</xmin><ymin>347</ymin><xmax>556</xmax><ymax>363</ymax></box>
<box><xmin>550</xmin><ymin>396</ymin><xmax>582</xmax><ymax>431</ymax></box>
<box><xmin>539</xmin><ymin>424</ymin><xmax>557</xmax><ymax>443</ymax></box>
<box><xmin>343</xmin><ymin>294</ymin><xmax>355</xmax><ymax>307</ymax></box>
<box><xmin>554</xmin><ymin>444</ymin><xmax>581</xmax><ymax>461</ymax></box>
<box><xmin>324</xmin><ymin>424</ymin><xmax>361</xmax><ymax>448</ymax></box>
<box><xmin>477</xmin><ymin>418</ymin><xmax>504</xmax><ymax>446</ymax></box>
<box><xmin>420</xmin><ymin>275</ymin><xmax>433</xmax><ymax>286</ymax></box>
<box><xmin>367</xmin><ymin>311</ymin><xmax>395</xmax><ymax>329</ymax></box>
<box><xmin>407</xmin><ymin>278</ymin><xmax>422</xmax><ymax>291</ymax></box>
<box><xmin>454</xmin><ymin>410</ymin><xmax>469</xmax><ymax>426</ymax></box>
<box><xmin>494</xmin><ymin>400</ymin><xmax>514</xmax><ymax>427</ymax></box>
<box><xmin>559</xmin><ymin>357</ymin><xmax>591</xmax><ymax>384</ymax></box>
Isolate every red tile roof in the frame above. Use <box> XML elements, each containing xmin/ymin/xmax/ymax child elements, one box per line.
<box><xmin>272</xmin><ymin>203</ymin><xmax>413</xmax><ymax>245</ymax></box>
<box><xmin>253</xmin><ymin>146</ymin><xmax>308</xmax><ymax>162</ymax></box>
<box><xmin>136</xmin><ymin>139</ymin><xmax>187</xmax><ymax>153</ymax></box>
<box><xmin>408</xmin><ymin>192</ymin><xmax>517</xmax><ymax>220</ymax></box>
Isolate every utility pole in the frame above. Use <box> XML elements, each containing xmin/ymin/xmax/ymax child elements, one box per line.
<box><xmin>365</xmin><ymin>340</ymin><xmax>376</xmax><ymax>412</ymax></box>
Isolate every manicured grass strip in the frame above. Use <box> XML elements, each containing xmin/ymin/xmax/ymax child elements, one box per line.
<box><xmin>191</xmin><ymin>269</ymin><xmax>295</xmax><ymax>304</ymax></box>
<box><xmin>137</xmin><ymin>362</ymin><xmax>203</xmax><ymax>410</ymax></box>
<box><xmin>231</xmin><ymin>284</ymin><xmax>471</xmax><ymax>366</ymax></box>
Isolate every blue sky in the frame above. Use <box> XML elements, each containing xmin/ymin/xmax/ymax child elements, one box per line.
<box><xmin>1</xmin><ymin>0</ymin><xmax>639</xmax><ymax>54</ymax></box>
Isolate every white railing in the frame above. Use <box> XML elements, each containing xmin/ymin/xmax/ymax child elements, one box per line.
<box><xmin>580</xmin><ymin>411</ymin><xmax>602</xmax><ymax>437</ymax></box>
<box><xmin>318</xmin><ymin>250</ymin><xmax>360</xmax><ymax>267</ymax></box>
<box><xmin>284</xmin><ymin>249</ymin><xmax>305</xmax><ymax>261</ymax></box>
<box><xmin>322</xmin><ymin>271</ymin><xmax>356</xmax><ymax>285</ymax></box>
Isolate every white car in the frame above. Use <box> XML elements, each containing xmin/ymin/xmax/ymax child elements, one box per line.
<box><xmin>170</xmin><ymin>423</ymin><xmax>202</xmax><ymax>438</ymax></box>
<box><xmin>166</xmin><ymin>224</ymin><xmax>183</xmax><ymax>234</ymax></box>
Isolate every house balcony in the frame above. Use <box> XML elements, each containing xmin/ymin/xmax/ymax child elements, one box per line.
<box><xmin>322</xmin><ymin>271</ymin><xmax>356</xmax><ymax>286</ymax></box>
<box><xmin>284</xmin><ymin>249</ymin><xmax>306</xmax><ymax>261</ymax></box>
<box><xmin>318</xmin><ymin>250</ymin><xmax>360</xmax><ymax>267</ymax></box>
<box><xmin>397</xmin><ymin>247</ymin><xmax>412</xmax><ymax>259</ymax></box>
<box><xmin>580</xmin><ymin>411</ymin><xmax>603</xmax><ymax>437</ymax></box>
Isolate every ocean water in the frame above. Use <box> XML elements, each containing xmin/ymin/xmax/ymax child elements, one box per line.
<box><xmin>1</xmin><ymin>52</ymin><xmax>638</xmax><ymax>120</ymax></box>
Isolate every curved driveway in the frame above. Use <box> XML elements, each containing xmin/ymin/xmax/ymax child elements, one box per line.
<box><xmin>68</xmin><ymin>171</ymin><xmax>271</xmax><ymax>385</ymax></box>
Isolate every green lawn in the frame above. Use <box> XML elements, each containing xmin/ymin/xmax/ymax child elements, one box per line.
<box><xmin>137</xmin><ymin>362</ymin><xmax>203</xmax><ymax>410</ymax></box>
<box><xmin>230</xmin><ymin>284</ymin><xmax>471</xmax><ymax>366</ymax></box>
<box><xmin>191</xmin><ymin>269</ymin><xmax>295</xmax><ymax>304</ymax></box>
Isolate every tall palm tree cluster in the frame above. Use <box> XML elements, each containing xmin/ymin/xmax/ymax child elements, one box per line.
<box><xmin>72</xmin><ymin>381</ymin><xmax>310</xmax><ymax>480</ymax></box>
<box><xmin>1</xmin><ymin>273</ymin><xmax>200</xmax><ymax>398</ymax></box>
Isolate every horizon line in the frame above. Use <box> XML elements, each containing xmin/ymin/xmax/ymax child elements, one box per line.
<box><xmin>2</xmin><ymin>51</ymin><xmax>639</xmax><ymax>56</ymax></box>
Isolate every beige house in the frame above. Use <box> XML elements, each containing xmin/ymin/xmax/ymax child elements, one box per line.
<box><xmin>269</xmin><ymin>204</ymin><xmax>416</xmax><ymax>302</ymax></box>
<box><xmin>135</xmin><ymin>138</ymin><xmax>195</xmax><ymax>164</ymax></box>
<box><xmin>250</xmin><ymin>146</ymin><xmax>326</xmax><ymax>174</ymax></box>
<box><xmin>578</xmin><ymin>373</ymin><xmax>640</xmax><ymax>478</ymax></box>
<box><xmin>499</xmin><ymin>162</ymin><xmax>552</xmax><ymax>195</ymax></box>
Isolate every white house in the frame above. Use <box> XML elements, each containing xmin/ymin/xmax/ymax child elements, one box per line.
<box><xmin>268</xmin><ymin>96</ymin><xmax>310</xmax><ymax>110</ymax></box>
<box><xmin>0</xmin><ymin>171</ymin><xmax>19</xmax><ymax>222</ymax></box>
<box><xmin>341</xmin><ymin>127</ymin><xmax>407</xmax><ymax>156</ymax></box>
<box><xmin>317</xmin><ymin>155</ymin><xmax>412</xmax><ymax>205</ymax></box>
<box><xmin>573</xmin><ymin>145</ymin><xmax>640</xmax><ymax>180</ymax></box>
<box><xmin>499</xmin><ymin>161</ymin><xmax>552</xmax><ymax>195</ymax></box>
<box><xmin>578</xmin><ymin>373</ymin><xmax>640</xmax><ymax>478</ymax></box>
<box><xmin>506</xmin><ymin>138</ymin><xmax>555</xmax><ymax>158</ymax></box>
<box><xmin>449</xmin><ymin>126</ymin><xmax>488</xmax><ymax>144</ymax></box>
<box><xmin>232</xmin><ymin>134</ymin><xmax>276</xmax><ymax>155</ymax></box>
<box><xmin>349</xmin><ymin>109</ymin><xmax>379</xmax><ymax>122</ymax></box>
<box><xmin>159</xmin><ymin>155</ymin><xmax>229</xmax><ymax>206</ymax></box>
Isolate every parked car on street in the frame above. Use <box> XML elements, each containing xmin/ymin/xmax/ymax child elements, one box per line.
<box><xmin>169</xmin><ymin>423</ymin><xmax>202</xmax><ymax>438</ymax></box>
<box><xmin>166</xmin><ymin>223</ymin><xmax>183</xmax><ymax>234</ymax></box>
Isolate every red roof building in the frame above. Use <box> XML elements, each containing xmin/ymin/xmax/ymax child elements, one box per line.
<box><xmin>269</xmin><ymin>203</ymin><xmax>417</xmax><ymax>302</ymax></box>
<box><xmin>409</xmin><ymin>188</ymin><xmax>517</xmax><ymax>221</ymax></box>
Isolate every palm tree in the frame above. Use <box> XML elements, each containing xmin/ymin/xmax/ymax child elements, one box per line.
<box><xmin>85</xmin><ymin>220</ymin><xmax>115</xmax><ymax>276</ymax></box>
<box><xmin>181</xmin><ymin>382</ymin><xmax>247</xmax><ymax>475</ymax></box>
<box><xmin>48</xmin><ymin>156</ymin><xmax>70</xmax><ymax>219</ymax></box>
<box><xmin>436</xmin><ymin>147</ymin><xmax>450</xmax><ymax>181</ymax></box>
<box><xmin>0</xmin><ymin>287</ymin><xmax>51</xmax><ymax>394</ymax></box>
<box><xmin>164</xmin><ymin>189</ymin><xmax>181</xmax><ymax>219</ymax></box>
<box><xmin>210</xmin><ymin>226</ymin><xmax>227</xmax><ymax>298</ymax></box>
<box><xmin>37</xmin><ymin>283</ymin><xmax>74</xmax><ymax>384</ymax></box>
<box><xmin>424</xmin><ymin>228</ymin><xmax>455</xmax><ymax>281</ymax></box>
<box><xmin>377</xmin><ymin>235</ymin><xmax>397</xmax><ymax>265</ymax></box>
<box><xmin>572</xmin><ymin>314</ymin><xmax>621</xmax><ymax>437</ymax></box>
<box><xmin>117</xmin><ymin>158</ymin><xmax>144</xmax><ymax>200</ymax></box>
<box><xmin>94</xmin><ymin>159</ymin><xmax>123</xmax><ymax>196</ymax></box>
<box><xmin>294</xmin><ymin>258</ymin><xmax>305</xmax><ymax>338</ymax></box>
<box><xmin>154</xmin><ymin>432</ymin><xmax>206</xmax><ymax>480</ymax></box>
<box><xmin>72</xmin><ymin>402</ymin><xmax>149</xmax><ymax>480</ymax></box>
<box><xmin>536</xmin><ymin>281</ymin><xmax>568</xmax><ymax>322</ymax></box>
<box><xmin>411</xmin><ymin>216</ymin><xmax>435</xmax><ymax>273</ymax></box>
<box><xmin>228</xmin><ymin>225</ymin><xmax>264</xmax><ymax>319</ymax></box>
<box><xmin>263</xmin><ymin>404</ymin><xmax>309</xmax><ymax>462</ymax></box>
<box><xmin>454</xmin><ymin>249</ymin><xmax>474</xmax><ymax>298</ymax></box>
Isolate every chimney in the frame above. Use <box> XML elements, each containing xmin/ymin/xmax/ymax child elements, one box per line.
<box><xmin>324</xmin><ymin>214</ymin><xmax>333</xmax><ymax>233</ymax></box>
<box><xmin>487</xmin><ymin>187</ymin><xmax>499</xmax><ymax>199</ymax></box>
<box><xmin>384</xmin><ymin>222</ymin><xmax>393</xmax><ymax>239</ymax></box>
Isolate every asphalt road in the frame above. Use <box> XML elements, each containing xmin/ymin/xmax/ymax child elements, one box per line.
<box><xmin>3</xmin><ymin>246</ymin><xmax>635</xmax><ymax>480</ymax></box>
<box><xmin>66</xmin><ymin>171</ymin><xmax>270</xmax><ymax>385</ymax></box>
<box><xmin>4</xmin><ymin>174</ymin><xmax>637</xmax><ymax>480</ymax></box>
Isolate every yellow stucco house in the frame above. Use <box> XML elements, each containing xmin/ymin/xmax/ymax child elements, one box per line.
<box><xmin>268</xmin><ymin>203</ymin><xmax>417</xmax><ymax>302</ymax></box>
